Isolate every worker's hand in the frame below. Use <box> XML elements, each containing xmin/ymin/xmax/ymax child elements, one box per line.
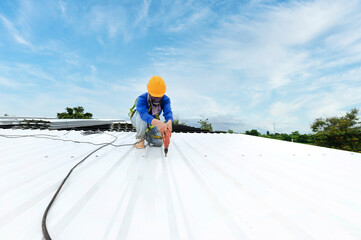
<box><xmin>163</xmin><ymin>128</ymin><xmax>171</xmax><ymax>148</ymax></box>
<box><xmin>166</xmin><ymin>120</ymin><xmax>172</xmax><ymax>135</ymax></box>
<box><xmin>151</xmin><ymin>119</ymin><xmax>167</xmax><ymax>134</ymax></box>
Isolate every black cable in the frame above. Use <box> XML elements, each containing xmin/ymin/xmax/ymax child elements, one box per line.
<box><xmin>0</xmin><ymin>132</ymin><xmax>139</xmax><ymax>240</ymax></box>
<box><xmin>0</xmin><ymin>134</ymin><xmax>136</xmax><ymax>146</ymax></box>
<box><xmin>41</xmin><ymin>134</ymin><xmax>142</xmax><ymax>240</ymax></box>
<box><xmin>41</xmin><ymin>141</ymin><xmax>113</xmax><ymax>240</ymax></box>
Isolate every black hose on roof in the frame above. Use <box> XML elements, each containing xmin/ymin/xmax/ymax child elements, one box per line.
<box><xmin>0</xmin><ymin>133</ymin><xmax>137</xmax><ymax>146</ymax></box>
<box><xmin>41</xmin><ymin>141</ymin><xmax>113</xmax><ymax>240</ymax></box>
<box><xmin>0</xmin><ymin>133</ymin><xmax>139</xmax><ymax>239</ymax></box>
<box><xmin>40</xmin><ymin>135</ymin><xmax>140</xmax><ymax>240</ymax></box>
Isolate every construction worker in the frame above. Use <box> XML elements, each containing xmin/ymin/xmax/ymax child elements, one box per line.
<box><xmin>129</xmin><ymin>76</ymin><xmax>173</xmax><ymax>149</ymax></box>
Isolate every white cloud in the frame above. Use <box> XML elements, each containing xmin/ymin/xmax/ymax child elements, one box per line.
<box><xmin>86</xmin><ymin>1</ymin><xmax>151</xmax><ymax>41</ymax></box>
<box><xmin>306</xmin><ymin>85</ymin><xmax>361</xmax><ymax>118</ymax></box>
<box><xmin>204</xmin><ymin>1</ymin><xmax>350</xmax><ymax>89</ymax></box>
<box><xmin>57</xmin><ymin>1</ymin><xmax>67</xmax><ymax>16</ymax></box>
<box><xmin>167</xmin><ymin>8</ymin><xmax>211</xmax><ymax>32</ymax></box>
<box><xmin>269</xmin><ymin>101</ymin><xmax>302</xmax><ymax>118</ymax></box>
<box><xmin>146</xmin><ymin>0</ymin><xmax>361</xmax><ymax>132</ymax></box>
<box><xmin>1</xmin><ymin>0</ymin><xmax>361</xmax><ymax>132</ymax></box>
<box><xmin>88</xmin><ymin>6</ymin><xmax>126</xmax><ymax>39</ymax></box>
<box><xmin>18</xmin><ymin>64</ymin><xmax>56</xmax><ymax>83</ymax></box>
<box><xmin>0</xmin><ymin>14</ymin><xmax>32</xmax><ymax>47</ymax></box>
<box><xmin>0</xmin><ymin>62</ymin><xmax>56</xmax><ymax>85</ymax></box>
<box><xmin>0</xmin><ymin>77</ymin><xmax>18</xmax><ymax>87</ymax></box>
<box><xmin>134</xmin><ymin>0</ymin><xmax>151</xmax><ymax>28</ymax></box>
<box><xmin>64</xmin><ymin>52</ymin><xmax>80</xmax><ymax>65</ymax></box>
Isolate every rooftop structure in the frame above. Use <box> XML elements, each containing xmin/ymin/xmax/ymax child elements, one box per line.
<box><xmin>0</xmin><ymin>129</ymin><xmax>360</xmax><ymax>239</ymax></box>
<box><xmin>0</xmin><ymin>117</ymin><xmax>207</xmax><ymax>133</ymax></box>
<box><xmin>0</xmin><ymin>117</ymin><xmax>132</xmax><ymax>131</ymax></box>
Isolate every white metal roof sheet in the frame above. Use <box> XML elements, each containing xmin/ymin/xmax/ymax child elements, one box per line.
<box><xmin>0</xmin><ymin>129</ymin><xmax>360</xmax><ymax>240</ymax></box>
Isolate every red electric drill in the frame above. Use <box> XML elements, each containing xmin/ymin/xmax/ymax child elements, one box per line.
<box><xmin>162</xmin><ymin>128</ymin><xmax>171</xmax><ymax>157</ymax></box>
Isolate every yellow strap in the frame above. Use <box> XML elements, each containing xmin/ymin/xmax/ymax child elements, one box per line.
<box><xmin>130</xmin><ymin>96</ymin><xmax>160</xmax><ymax>131</ymax></box>
<box><xmin>151</xmin><ymin>135</ymin><xmax>162</xmax><ymax>139</ymax></box>
<box><xmin>128</xmin><ymin>98</ymin><xmax>138</xmax><ymax>119</ymax></box>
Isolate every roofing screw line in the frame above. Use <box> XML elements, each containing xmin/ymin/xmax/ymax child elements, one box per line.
<box><xmin>159</xmin><ymin>148</ymin><xmax>181</xmax><ymax>240</ymax></box>
<box><xmin>173</xmin><ymin>142</ymin><xmax>249</xmax><ymax>239</ymax></box>
<box><xmin>51</xmin><ymin>144</ymin><xmax>135</xmax><ymax>238</ymax></box>
<box><xmin>41</xmin><ymin>135</ymin><xmax>142</xmax><ymax>240</ymax></box>
<box><xmin>41</xmin><ymin>135</ymin><xmax>117</xmax><ymax>239</ymax></box>
<box><xmin>185</xmin><ymin>139</ymin><xmax>317</xmax><ymax>239</ymax></box>
<box><xmin>115</xmin><ymin>147</ymin><xmax>150</xmax><ymax>240</ymax></box>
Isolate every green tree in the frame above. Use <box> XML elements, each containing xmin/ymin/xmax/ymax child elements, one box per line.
<box><xmin>290</xmin><ymin>131</ymin><xmax>300</xmax><ymax>142</ymax></box>
<box><xmin>198</xmin><ymin>118</ymin><xmax>213</xmax><ymax>131</ymax></box>
<box><xmin>274</xmin><ymin>133</ymin><xmax>291</xmax><ymax>141</ymax></box>
<box><xmin>57</xmin><ymin>106</ymin><xmax>93</xmax><ymax>119</ymax></box>
<box><xmin>297</xmin><ymin>133</ymin><xmax>313</xmax><ymax>144</ymax></box>
<box><xmin>311</xmin><ymin>108</ymin><xmax>361</xmax><ymax>152</ymax></box>
<box><xmin>228</xmin><ymin>129</ymin><xmax>234</xmax><ymax>134</ymax></box>
<box><xmin>261</xmin><ymin>131</ymin><xmax>313</xmax><ymax>144</ymax></box>
<box><xmin>245</xmin><ymin>129</ymin><xmax>260</xmax><ymax>136</ymax></box>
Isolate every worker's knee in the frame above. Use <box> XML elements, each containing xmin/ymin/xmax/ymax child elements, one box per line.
<box><xmin>151</xmin><ymin>138</ymin><xmax>163</xmax><ymax>147</ymax></box>
<box><xmin>146</xmin><ymin>134</ymin><xmax>163</xmax><ymax>147</ymax></box>
<box><xmin>146</xmin><ymin>127</ymin><xmax>163</xmax><ymax>147</ymax></box>
<box><xmin>132</xmin><ymin>112</ymin><xmax>147</xmax><ymax>137</ymax></box>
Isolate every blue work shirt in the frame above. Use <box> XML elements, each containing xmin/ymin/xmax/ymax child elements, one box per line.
<box><xmin>136</xmin><ymin>92</ymin><xmax>173</xmax><ymax>124</ymax></box>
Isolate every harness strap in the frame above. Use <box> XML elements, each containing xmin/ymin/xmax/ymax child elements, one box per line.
<box><xmin>129</xmin><ymin>97</ymin><xmax>161</xmax><ymax>138</ymax></box>
<box><xmin>151</xmin><ymin>135</ymin><xmax>162</xmax><ymax>139</ymax></box>
<box><xmin>146</xmin><ymin>113</ymin><xmax>160</xmax><ymax>133</ymax></box>
<box><xmin>128</xmin><ymin>98</ymin><xmax>138</xmax><ymax>119</ymax></box>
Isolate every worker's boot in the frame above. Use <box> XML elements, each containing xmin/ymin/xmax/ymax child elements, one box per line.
<box><xmin>135</xmin><ymin>138</ymin><xmax>145</xmax><ymax>149</ymax></box>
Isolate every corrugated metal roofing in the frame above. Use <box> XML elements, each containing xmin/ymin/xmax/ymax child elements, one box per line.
<box><xmin>0</xmin><ymin>129</ymin><xmax>360</xmax><ymax>240</ymax></box>
<box><xmin>0</xmin><ymin>117</ymin><xmax>129</xmax><ymax>130</ymax></box>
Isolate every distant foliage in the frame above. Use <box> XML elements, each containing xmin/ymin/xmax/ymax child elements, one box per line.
<box><xmin>243</xmin><ymin>108</ymin><xmax>360</xmax><ymax>153</ymax></box>
<box><xmin>57</xmin><ymin>106</ymin><xmax>93</xmax><ymax>119</ymax></box>
<box><xmin>290</xmin><ymin>131</ymin><xmax>313</xmax><ymax>143</ymax></box>
<box><xmin>262</xmin><ymin>131</ymin><xmax>313</xmax><ymax>144</ymax></box>
<box><xmin>198</xmin><ymin>118</ymin><xmax>213</xmax><ymax>132</ymax></box>
<box><xmin>311</xmin><ymin>108</ymin><xmax>361</xmax><ymax>152</ymax></box>
<box><xmin>245</xmin><ymin>129</ymin><xmax>260</xmax><ymax>136</ymax></box>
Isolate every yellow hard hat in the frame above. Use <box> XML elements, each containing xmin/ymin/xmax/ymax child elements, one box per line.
<box><xmin>147</xmin><ymin>76</ymin><xmax>166</xmax><ymax>97</ymax></box>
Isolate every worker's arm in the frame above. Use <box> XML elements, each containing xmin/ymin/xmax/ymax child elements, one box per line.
<box><xmin>166</xmin><ymin>119</ymin><xmax>172</xmax><ymax>132</ymax></box>
<box><xmin>136</xmin><ymin>93</ymin><xmax>155</xmax><ymax>124</ymax></box>
<box><xmin>162</xmin><ymin>96</ymin><xmax>173</xmax><ymax>123</ymax></box>
<box><xmin>161</xmin><ymin>95</ymin><xmax>173</xmax><ymax>134</ymax></box>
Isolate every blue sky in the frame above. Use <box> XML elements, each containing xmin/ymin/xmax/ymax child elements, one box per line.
<box><xmin>1</xmin><ymin>0</ymin><xmax>361</xmax><ymax>133</ymax></box>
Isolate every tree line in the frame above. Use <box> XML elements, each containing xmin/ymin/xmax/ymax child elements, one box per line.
<box><xmin>244</xmin><ymin>108</ymin><xmax>361</xmax><ymax>153</ymax></box>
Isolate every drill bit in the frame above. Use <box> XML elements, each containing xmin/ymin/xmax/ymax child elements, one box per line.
<box><xmin>164</xmin><ymin>148</ymin><xmax>168</xmax><ymax>157</ymax></box>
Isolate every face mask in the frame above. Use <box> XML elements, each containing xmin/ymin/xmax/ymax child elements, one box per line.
<box><xmin>149</xmin><ymin>96</ymin><xmax>162</xmax><ymax>105</ymax></box>
<box><xmin>148</xmin><ymin>94</ymin><xmax>162</xmax><ymax>115</ymax></box>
